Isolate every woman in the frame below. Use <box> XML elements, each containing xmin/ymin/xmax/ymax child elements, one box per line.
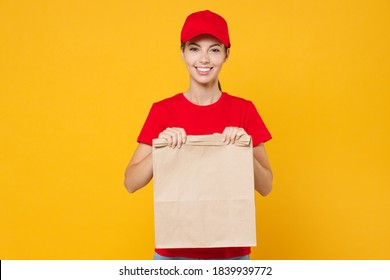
<box><xmin>124</xmin><ymin>10</ymin><xmax>273</xmax><ymax>260</ymax></box>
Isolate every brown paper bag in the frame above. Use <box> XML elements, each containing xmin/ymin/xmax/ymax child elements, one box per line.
<box><xmin>152</xmin><ymin>133</ymin><xmax>256</xmax><ymax>248</ymax></box>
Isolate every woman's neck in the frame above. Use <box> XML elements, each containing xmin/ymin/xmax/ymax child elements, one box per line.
<box><xmin>184</xmin><ymin>81</ymin><xmax>222</xmax><ymax>106</ymax></box>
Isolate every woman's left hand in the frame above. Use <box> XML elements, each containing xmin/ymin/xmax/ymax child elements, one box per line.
<box><xmin>222</xmin><ymin>127</ymin><xmax>248</xmax><ymax>144</ymax></box>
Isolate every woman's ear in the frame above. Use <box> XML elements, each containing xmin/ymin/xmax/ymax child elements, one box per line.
<box><xmin>180</xmin><ymin>43</ymin><xmax>186</xmax><ymax>61</ymax></box>
<box><xmin>181</xmin><ymin>49</ymin><xmax>185</xmax><ymax>61</ymax></box>
<box><xmin>224</xmin><ymin>48</ymin><xmax>230</xmax><ymax>62</ymax></box>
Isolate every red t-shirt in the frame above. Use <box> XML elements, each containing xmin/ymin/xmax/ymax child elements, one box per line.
<box><xmin>137</xmin><ymin>92</ymin><xmax>272</xmax><ymax>259</ymax></box>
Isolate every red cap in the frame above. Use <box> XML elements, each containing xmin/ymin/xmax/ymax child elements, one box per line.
<box><xmin>180</xmin><ymin>10</ymin><xmax>230</xmax><ymax>48</ymax></box>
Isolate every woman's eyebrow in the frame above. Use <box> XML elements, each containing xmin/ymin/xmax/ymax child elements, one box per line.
<box><xmin>188</xmin><ymin>43</ymin><xmax>221</xmax><ymax>49</ymax></box>
<box><xmin>187</xmin><ymin>43</ymin><xmax>222</xmax><ymax>48</ymax></box>
<box><xmin>188</xmin><ymin>42</ymin><xmax>200</xmax><ymax>47</ymax></box>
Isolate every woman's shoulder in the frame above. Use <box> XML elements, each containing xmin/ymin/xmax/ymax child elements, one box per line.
<box><xmin>153</xmin><ymin>93</ymin><xmax>183</xmax><ymax>106</ymax></box>
<box><xmin>223</xmin><ymin>92</ymin><xmax>254</xmax><ymax>107</ymax></box>
<box><xmin>147</xmin><ymin>94</ymin><xmax>184</xmax><ymax>115</ymax></box>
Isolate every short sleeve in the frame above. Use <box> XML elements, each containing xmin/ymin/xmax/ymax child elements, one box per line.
<box><xmin>137</xmin><ymin>103</ymin><xmax>165</xmax><ymax>146</ymax></box>
<box><xmin>244</xmin><ymin>102</ymin><xmax>272</xmax><ymax>146</ymax></box>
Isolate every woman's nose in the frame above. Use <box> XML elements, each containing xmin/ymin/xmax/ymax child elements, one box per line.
<box><xmin>199</xmin><ymin>50</ymin><xmax>210</xmax><ymax>63</ymax></box>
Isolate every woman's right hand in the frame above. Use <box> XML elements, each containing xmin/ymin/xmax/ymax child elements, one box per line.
<box><xmin>158</xmin><ymin>127</ymin><xmax>187</xmax><ymax>148</ymax></box>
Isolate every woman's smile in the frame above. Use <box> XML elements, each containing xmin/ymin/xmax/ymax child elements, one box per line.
<box><xmin>196</xmin><ymin>67</ymin><xmax>213</xmax><ymax>74</ymax></box>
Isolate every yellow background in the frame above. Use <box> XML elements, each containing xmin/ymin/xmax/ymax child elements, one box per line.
<box><xmin>1</xmin><ymin>0</ymin><xmax>389</xmax><ymax>259</ymax></box>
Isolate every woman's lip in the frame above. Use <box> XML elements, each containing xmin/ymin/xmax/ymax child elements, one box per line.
<box><xmin>196</xmin><ymin>67</ymin><xmax>212</xmax><ymax>74</ymax></box>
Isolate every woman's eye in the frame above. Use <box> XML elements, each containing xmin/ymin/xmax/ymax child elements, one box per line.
<box><xmin>210</xmin><ymin>48</ymin><xmax>221</xmax><ymax>53</ymax></box>
<box><xmin>189</xmin><ymin>47</ymin><xmax>199</xmax><ymax>52</ymax></box>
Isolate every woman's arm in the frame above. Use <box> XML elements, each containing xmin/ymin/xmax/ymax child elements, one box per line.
<box><xmin>222</xmin><ymin>127</ymin><xmax>273</xmax><ymax>196</ymax></box>
<box><xmin>124</xmin><ymin>143</ymin><xmax>153</xmax><ymax>193</ymax></box>
<box><xmin>253</xmin><ymin>143</ymin><xmax>273</xmax><ymax>196</ymax></box>
<box><xmin>124</xmin><ymin>128</ymin><xmax>187</xmax><ymax>193</ymax></box>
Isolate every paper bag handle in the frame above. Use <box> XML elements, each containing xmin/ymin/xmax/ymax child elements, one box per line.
<box><xmin>153</xmin><ymin>133</ymin><xmax>252</xmax><ymax>148</ymax></box>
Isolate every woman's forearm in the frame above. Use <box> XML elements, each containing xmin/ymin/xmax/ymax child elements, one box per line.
<box><xmin>124</xmin><ymin>145</ymin><xmax>153</xmax><ymax>193</ymax></box>
<box><xmin>253</xmin><ymin>156</ymin><xmax>273</xmax><ymax>196</ymax></box>
<box><xmin>252</xmin><ymin>144</ymin><xmax>273</xmax><ymax>196</ymax></box>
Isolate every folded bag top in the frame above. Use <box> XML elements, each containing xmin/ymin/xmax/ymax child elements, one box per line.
<box><xmin>153</xmin><ymin>133</ymin><xmax>251</xmax><ymax>147</ymax></box>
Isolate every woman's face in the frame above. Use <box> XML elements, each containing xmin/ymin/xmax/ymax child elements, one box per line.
<box><xmin>182</xmin><ymin>34</ymin><xmax>229</xmax><ymax>87</ymax></box>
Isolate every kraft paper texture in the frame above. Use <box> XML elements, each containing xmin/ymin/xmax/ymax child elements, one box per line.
<box><xmin>152</xmin><ymin>133</ymin><xmax>256</xmax><ymax>248</ymax></box>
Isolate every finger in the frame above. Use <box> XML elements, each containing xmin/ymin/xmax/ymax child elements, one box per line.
<box><xmin>223</xmin><ymin>127</ymin><xmax>234</xmax><ymax>144</ymax></box>
<box><xmin>172</xmin><ymin>127</ymin><xmax>186</xmax><ymax>146</ymax></box>
<box><xmin>159</xmin><ymin>129</ymin><xmax>178</xmax><ymax>148</ymax></box>
<box><xmin>179</xmin><ymin>128</ymin><xmax>187</xmax><ymax>144</ymax></box>
<box><xmin>163</xmin><ymin>132</ymin><xmax>175</xmax><ymax>147</ymax></box>
<box><xmin>169</xmin><ymin>128</ymin><xmax>187</xmax><ymax>148</ymax></box>
<box><xmin>234</xmin><ymin>128</ymin><xmax>247</xmax><ymax>141</ymax></box>
<box><xmin>222</xmin><ymin>127</ymin><xmax>229</xmax><ymax>143</ymax></box>
<box><xmin>158</xmin><ymin>132</ymin><xmax>172</xmax><ymax>147</ymax></box>
<box><xmin>166</xmin><ymin>129</ymin><xmax>179</xmax><ymax>148</ymax></box>
<box><xmin>223</xmin><ymin>127</ymin><xmax>247</xmax><ymax>144</ymax></box>
<box><xmin>231</xmin><ymin>128</ymin><xmax>240</xmax><ymax>144</ymax></box>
